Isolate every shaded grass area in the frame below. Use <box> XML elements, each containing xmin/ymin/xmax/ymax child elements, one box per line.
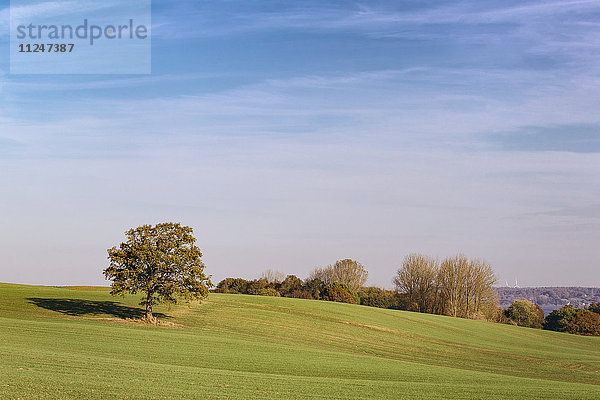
<box><xmin>26</xmin><ymin>297</ymin><xmax>167</xmax><ymax>319</ymax></box>
<box><xmin>0</xmin><ymin>283</ymin><xmax>599</xmax><ymax>399</ymax></box>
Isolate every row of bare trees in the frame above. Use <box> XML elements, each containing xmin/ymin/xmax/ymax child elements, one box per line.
<box><xmin>257</xmin><ymin>255</ymin><xmax>498</xmax><ymax>319</ymax></box>
<box><xmin>394</xmin><ymin>254</ymin><xmax>498</xmax><ymax>318</ymax></box>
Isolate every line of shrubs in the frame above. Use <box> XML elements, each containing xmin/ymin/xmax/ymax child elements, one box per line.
<box><xmin>214</xmin><ymin>260</ymin><xmax>600</xmax><ymax>338</ymax></box>
<box><xmin>545</xmin><ymin>303</ymin><xmax>600</xmax><ymax>336</ymax></box>
<box><xmin>502</xmin><ymin>299</ymin><xmax>600</xmax><ymax>336</ymax></box>
<box><xmin>213</xmin><ymin>276</ymin><xmax>403</xmax><ymax>309</ymax></box>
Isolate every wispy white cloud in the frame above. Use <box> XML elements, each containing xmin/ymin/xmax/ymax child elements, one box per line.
<box><xmin>0</xmin><ymin>6</ymin><xmax>9</xmax><ymax>35</ymax></box>
<box><xmin>491</xmin><ymin>124</ymin><xmax>600</xmax><ymax>153</ymax></box>
<box><xmin>3</xmin><ymin>65</ymin><xmax>600</xmax><ymax>159</ymax></box>
<box><xmin>0</xmin><ymin>0</ymin><xmax>149</xmax><ymax>43</ymax></box>
<box><xmin>3</xmin><ymin>73</ymin><xmax>227</xmax><ymax>92</ymax></box>
<box><xmin>153</xmin><ymin>0</ymin><xmax>600</xmax><ymax>38</ymax></box>
<box><xmin>9</xmin><ymin>1</ymin><xmax>80</xmax><ymax>21</ymax></box>
<box><xmin>8</xmin><ymin>0</ymin><xmax>132</xmax><ymax>22</ymax></box>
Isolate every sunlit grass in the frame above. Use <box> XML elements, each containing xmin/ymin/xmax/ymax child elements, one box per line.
<box><xmin>0</xmin><ymin>282</ymin><xmax>599</xmax><ymax>399</ymax></box>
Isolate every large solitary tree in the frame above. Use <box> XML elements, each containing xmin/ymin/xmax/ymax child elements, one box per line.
<box><xmin>104</xmin><ymin>223</ymin><xmax>212</xmax><ymax>321</ymax></box>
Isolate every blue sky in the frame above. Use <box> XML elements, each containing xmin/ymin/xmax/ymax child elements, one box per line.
<box><xmin>0</xmin><ymin>0</ymin><xmax>599</xmax><ymax>287</ymax></box>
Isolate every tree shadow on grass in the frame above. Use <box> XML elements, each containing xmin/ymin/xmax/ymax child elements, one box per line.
<box><xmin>27</xmin><ymin>298</ymin><xmax>168</xmax><ymax>320</ymax></box>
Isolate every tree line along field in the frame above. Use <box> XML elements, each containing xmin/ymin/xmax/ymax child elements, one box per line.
<box><xmin>1</xmin><ymin>282</ymin><xmax>600</xmax><ymax>399</ymax></box>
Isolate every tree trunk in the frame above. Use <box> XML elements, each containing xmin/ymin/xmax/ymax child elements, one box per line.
<box><xmin>145</xmin><ymin>292</ymin><xmax>153</xmax><ymax>320</ymax></box>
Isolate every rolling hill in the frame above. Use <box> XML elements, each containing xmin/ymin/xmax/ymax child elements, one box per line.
<box><xmin>0</xmin><ymin>282</ymin><xmax>599</xmax><ymax>399</ymax></box>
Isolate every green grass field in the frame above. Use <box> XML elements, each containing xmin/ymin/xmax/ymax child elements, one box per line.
<box><xmin>0</xmin><ymin>282</ymin><xmax>599</xmax><ymax>399</ymax></box>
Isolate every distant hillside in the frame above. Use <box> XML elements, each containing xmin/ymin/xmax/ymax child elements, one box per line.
<box><xmin>496</xmin><ymin>287</ymin><xmax>600</xmax><ymax>308</ymax></box>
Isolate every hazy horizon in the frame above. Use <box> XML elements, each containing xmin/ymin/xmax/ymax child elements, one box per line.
<box><xmin>1</xmin><ymin>1</ymin><xmax>599</xmax><ymax>288</ymax></box>
<box><xmin>2</xmin><ymin>281</ymin><xmax>599</xmax><ymax>290</ymax></box>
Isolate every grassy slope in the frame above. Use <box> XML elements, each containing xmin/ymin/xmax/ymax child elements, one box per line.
<box><xmin>0</xmin><ymin>283</ymin><xmax>599</xmax><ymax>399</ymax></box>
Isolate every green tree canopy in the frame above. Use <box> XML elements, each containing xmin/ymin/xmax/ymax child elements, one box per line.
<box><xmin>566</xmin><ymin>310</ymin><xmax>600</xmax><ymax>336</ymax></box>
<box><xmin>504</xmin><ymin>300</ymin><xmax>545</xmax><ymax>329</ymax></box>
<box><xmin>104</xmin><ymin>223</ymin><xmax>212</xmax><ymax>321</ymax></box>
<box><xmin>278</xmin><ymin>275</ymin><xmax>303</xmax><ymax>297</ymax></box>
<box><xmin>357</xmin><ymin>287</ymin><xmax>399</xmax><ymax>309</ymax></box>
<box><xmin>588</xmin><ymin>302</ymin><xmax>600</xmax><ymax>315</ymax></box>
<box><xmin>321</xmin><ymin>282</ymin><xmax>358</xmax><ymax>304</ymax></box>
<box><xmin>544</xmin><ymin>305</ymin><xmax>579</xmax><ymax>332</ymax></box>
